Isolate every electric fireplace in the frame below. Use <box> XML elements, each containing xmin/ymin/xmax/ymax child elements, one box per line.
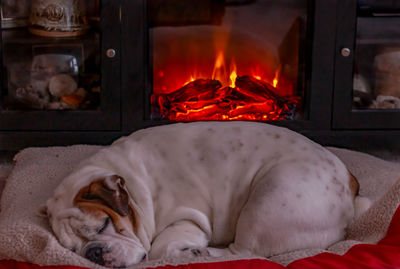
<box><xmin>147</xmin><ymin>0</ymin><xmax>310</xmax><ymax>122</ymax></box>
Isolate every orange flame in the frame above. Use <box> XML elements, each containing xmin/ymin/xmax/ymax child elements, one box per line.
<box><xmin>151</xmin><ymin>47</ymin><xmax>300</xmax><ymax>122</ymax></box>
<box><xmin>230</xmin><ymin>60</ymin><xmax>237</xmax><ymax>88</ymax></box>
<box><xmin>212</xmin><ymin>51</ymin><xmax>226</xmax><ymax>81</ymax></box>
<box><xmin>273</xmin><ymin>66</ymin><xmax>280</xmax><ymax>88</ymax></box>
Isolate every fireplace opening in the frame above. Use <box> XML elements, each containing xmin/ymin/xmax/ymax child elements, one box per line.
<box><xmin>148</xmin><ymin>0</ymin><xmax>310</xmax><ymax>122</ymax></box>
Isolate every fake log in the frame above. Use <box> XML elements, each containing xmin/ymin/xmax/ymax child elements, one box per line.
<box><xmin>154</xmin><ymin>75</ymin><xmax>299</xmax><ymax>121</ymax></box>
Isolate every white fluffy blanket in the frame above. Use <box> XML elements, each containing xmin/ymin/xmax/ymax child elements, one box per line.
<box><xmin>0</xmin><ymin>146</ymin><xmax>400</xmax><ymax>269</ymax></box>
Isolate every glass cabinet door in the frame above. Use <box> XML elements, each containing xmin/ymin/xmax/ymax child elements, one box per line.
<box><xmin>0</xmin><ymin>0</ymin><xmax>120</xmax><ymax>130</ymax></box>
<box><xmin>334</xmin><ymin>0</ymin><xmax>400</xmax><ymax>129</ymax></box>
<box><xmin>353</xmin><ymin>18</ymin><xmax>400</xmax><ymax>111</ymax></box>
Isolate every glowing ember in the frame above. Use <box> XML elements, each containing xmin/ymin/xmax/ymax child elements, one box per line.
<box><xmin>152</xmin><ymin>75</ymin><xmax>299</xmax><ymax>121</ymax></box>
<box><xmin>151</xmin><ymin>51</ymin><xmax>300</xmax><ymax>122</ymax></box>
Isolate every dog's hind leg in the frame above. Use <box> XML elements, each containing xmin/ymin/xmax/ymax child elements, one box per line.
<box><xmin>225</xmin><ymin>162</ymin><xmax>353</xmax><ymax>257</ymax></box>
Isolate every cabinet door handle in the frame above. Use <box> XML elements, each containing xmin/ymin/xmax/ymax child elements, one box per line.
<box><xmin>106</xmin><ymin>49</ymin><xmax>116</xmax><ymax>58</ymax></box>
<box><xmin>341</xmin><ymin>48</ymin><xmax>351</xmax><ymax>57</ymax></box>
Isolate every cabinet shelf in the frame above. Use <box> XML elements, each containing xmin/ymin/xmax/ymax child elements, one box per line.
<box><xmin>357</xmin><ymin>17</ymin><xmax>400</xmax><ymax>41</ymax></box>
<box><xmin>1</xmin><ymin>28</ymin><xmax>100</xmax><ymax>46</ymax></box>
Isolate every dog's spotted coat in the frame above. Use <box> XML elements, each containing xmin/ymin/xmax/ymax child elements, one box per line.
<box><xmin>43</xmin><ymin>122</ymin><xmax>365</xmax><ymax>268</ymax></box>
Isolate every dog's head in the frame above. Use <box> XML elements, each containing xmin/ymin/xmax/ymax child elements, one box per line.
<box><xmin>42</xmin><ymin>174</ymin><xmax>148</xmax><ymax>268</ymax></box>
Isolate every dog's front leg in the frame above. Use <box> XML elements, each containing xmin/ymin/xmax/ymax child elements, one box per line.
<box><xmin>149</xmin><ymin>220</ymin><xmax>210</xmax><ymax>260</ymax></box>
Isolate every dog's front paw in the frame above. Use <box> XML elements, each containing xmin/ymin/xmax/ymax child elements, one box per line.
<box><xmin>180</xmin><ymin>247</ymin><xmax>210</xmax><ymax>258</ymax></box>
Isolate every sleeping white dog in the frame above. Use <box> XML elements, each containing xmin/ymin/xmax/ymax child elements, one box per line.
<box><xmin>42</xmin><ymin>121</ymin><xmax>369</xmax><ymax>268</ymax></box>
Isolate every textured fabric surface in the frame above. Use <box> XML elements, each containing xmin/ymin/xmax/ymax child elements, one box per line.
<box><xmin>2</xmin><ymin>207</ymin><xmax>400</xmax><ymax>269</ymax></box>
<box><xmin>0</xmin><ymin>163</ymin><xmax>13</xmax><ymax>212</ymax></box>
<box><xmin>0</xmin><ymin>146</ymin><xmax>399</xmax><ymax>269</ymax></box>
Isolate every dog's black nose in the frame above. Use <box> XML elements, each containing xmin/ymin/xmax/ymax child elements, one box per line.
<box><xmin>85</xmin><ymin>246</ymin><xmax>105</xmax><ymax>265</ymax></box>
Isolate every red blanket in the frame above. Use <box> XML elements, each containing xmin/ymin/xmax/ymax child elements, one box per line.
<box><xmin>2</xmin><ymin>205</ymin><xmax>400</xmax><ymax>269</ymax></box>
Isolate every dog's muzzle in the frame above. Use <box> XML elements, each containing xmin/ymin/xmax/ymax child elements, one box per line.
<box><xmin>85</xmin><ymin>244</ymin><xmax>105</xmax><ymax>265</ymax></box>
<box><xmin>83</xmin><ymin>242</ymin><xmax>147</xmax><ymax>268</ymax></box>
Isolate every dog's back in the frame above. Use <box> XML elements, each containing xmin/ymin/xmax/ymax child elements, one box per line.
<box><xmin>102</xmin><ymin>122</ymin><xmax>361</xmax><ymax>254</ymax></box>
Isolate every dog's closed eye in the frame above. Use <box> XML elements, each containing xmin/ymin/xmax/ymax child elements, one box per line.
<box><xmin>98</xmin><ymin>217</ymin><xmax>110</xmax><ymax>234</ymax></box>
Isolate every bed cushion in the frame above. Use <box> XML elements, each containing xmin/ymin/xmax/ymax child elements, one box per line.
<box><xmin>0</xmin><ymin>145</ymin><xmax>399</xmax><ymax>269</ymax></box>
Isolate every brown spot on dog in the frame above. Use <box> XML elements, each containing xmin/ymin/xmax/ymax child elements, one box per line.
<box><xmin>254</xmin><ymin>145</ymin><xmax>259</xmax><ymax>150</ymax></box>
<box><xmin>220</xmin><ymin>151</ymin><xmax>228</xmax><ymax>160</ymax></box>
<box><xmin>303</xmin><ymin>166</ymin><xmax>310</xmax><ymax>173</ymax></box>
<box><xmin>296</xmin><ymin>193</ymin><xmax>302</xmax><ymax>199</ymax></box>
<box><xmin>349</xmin><ymin>172</ymin><xmax>360</xmax><ymax>197</ymax></box>
<box><xmin>336</xmin><ymin>190</ymin><xmax>343</xmax><ymax>198</ymax></box>
<box><xmin>275</xmin><ymin>134</ymin><xmax>281</xmax><ymax>139</ymax></box>
<box><xmin>326</xmin><ymin>159</ymin><xmax>335</xmax><ymax>167</ymax></box>
<box><xmin>74</xmin><ymin>176</ymin><xmax>139</xmax><ymax>234</ymax></box>
<box><xmin>332</xmin><ymin>176</ymin><xmax>341</xmax><ymax>185</ymax></box>
<box><xmin>160</xmin><ymin>150</ymin><xmax>167</xmax><ymax>158</ymax></box>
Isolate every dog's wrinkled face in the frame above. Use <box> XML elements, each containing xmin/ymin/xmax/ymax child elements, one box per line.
<box><xmin>44</xmin><ymin>175</ymin><xmax>147</xmax><ymax>268</ymax></box>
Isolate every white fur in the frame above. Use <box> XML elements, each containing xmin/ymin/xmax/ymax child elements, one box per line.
<box><xmin>45</xmin><ymin>122</ymin><xmax>360</xmax><ymax>267</ymax></box>
<box><xmin>354</xmin><ymin>196</ymin><xmax>372</xmax><ymax>218</ymax></box>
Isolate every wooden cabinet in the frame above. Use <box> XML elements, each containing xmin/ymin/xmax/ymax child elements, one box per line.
<box><xmin>2</xmin><ymin>0</ymin><xmax>399</xmax><ymax>150</ymax></box>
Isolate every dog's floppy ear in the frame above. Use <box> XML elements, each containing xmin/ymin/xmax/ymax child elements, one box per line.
<box><xmin>74</xmin><ymin>175</ymin><xmax>131</xmax><ymax>216</ymax></box>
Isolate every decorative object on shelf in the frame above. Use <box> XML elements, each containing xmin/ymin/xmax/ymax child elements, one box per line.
<box><xmin>370</xmin><ymin>95</ymin><xmax>400</xmax><ymax>109</ymax></box>
<box><xmin>373</xmin><ymin>48</ymin><xmax>400</xmax><ymax>99</ymax></box>
<box><xmin>48</xmin><ymin>73</ymin><xmax>78</xmax><ymax>97</ymax></box>
<box><xmin>29</xmin><ymin>0</ymin><xmax>89</xmax><ymax>37</ymax></box>
<box><xmin>353</xmin><ymin>74</ymin><xmax>373</xmax><ymax>108</ymax></box>
<box><xmin>6</xmin><ymin>41</ymin><xmax>101</xmax><ymax>110</ymax></box>
<box><xmin>15</xmin><ymin>53</ymin><xmax>82</xmax><ymax>109</ymax></box>
<box><xmin>0</xmin><ymin>0</ymin><xmax>31</xmax><ymax>28</ymax></box>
